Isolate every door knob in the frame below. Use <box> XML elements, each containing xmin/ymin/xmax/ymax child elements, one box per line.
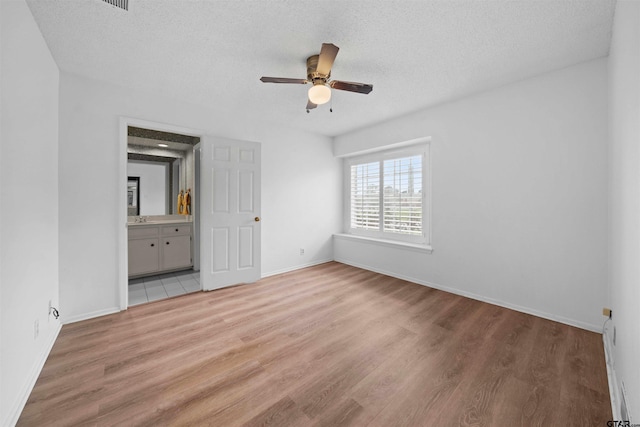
<box><xmin>254</xmin><ymin>217</ymin><xmax>260</xmax><ymax>222</ymax></box>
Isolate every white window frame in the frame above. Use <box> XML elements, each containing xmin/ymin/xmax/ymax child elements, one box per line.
<box><xmin>344</xmin><ymin>140</ymin><xmax>431</xmax><ymax>246</ymax></box>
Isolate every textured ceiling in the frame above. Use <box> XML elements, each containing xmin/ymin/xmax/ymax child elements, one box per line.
<box><xmin>26</xmin><ymin>0</ymin><xmax>615</xmax><ymax>137</ymax></box>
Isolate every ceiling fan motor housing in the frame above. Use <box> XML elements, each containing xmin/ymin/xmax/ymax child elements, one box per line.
<box><xmin>307</xmin><ymin>55</ymin><xmax>329</xmax><ymax>84</ymax></box>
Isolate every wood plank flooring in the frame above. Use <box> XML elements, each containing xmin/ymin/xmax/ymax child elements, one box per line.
<box><xmin>18</xmin><ymin>262</ymin><xmax>611</xmax><ymax>426</ymax></box>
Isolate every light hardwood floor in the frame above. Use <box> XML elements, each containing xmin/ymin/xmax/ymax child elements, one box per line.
<box><xmin>18</xmin><ymin>262</ymin><xmax>611</xmax><ymax>426</ymax></box>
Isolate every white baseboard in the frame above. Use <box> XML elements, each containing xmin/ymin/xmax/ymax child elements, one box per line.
<box><xmin>4</xmin><ymin>322</ymin><xmax>62</xmax><ymax>427</ymax></box>
<box><xmin>261</xmin><ymin>258</ymin><xmax>334</xmax><ymax>279</ymax></box>
<box><xmin>62</xmin><ymin>306</ymin><xmax>121</xmax><ymax>324</ymax></box>
<box><xmin>334</xmin><ymin>257</ymin><xmax>601</xmax><ymax>333</ymax></box>
<box><xmin>603</xmin><ymin>324</ymin><xmax>622</xmax><ymax>421</ymax></box>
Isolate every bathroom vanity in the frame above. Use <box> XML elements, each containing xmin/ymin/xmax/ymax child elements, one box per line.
<box><xmin>128</xmin><ymin>217</ymin><xmax>193</xmax><ymax>277</ymax></box>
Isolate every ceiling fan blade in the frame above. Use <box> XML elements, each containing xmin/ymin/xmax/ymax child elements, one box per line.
<box><xmin>306</xmin><ymin>100</ymin><xmax>317</xmax><ymax>110</ymax></box>
<box><xmin>260</xmin><ymin>77</ymin><xmax>308</xmax><ymax>84</ymax></box>
<box><xmin>329</xmin><ymin>80</ymin><xmax>373</xmax><ymax>94</ymax></box>
<box><xmin>316</xmin><ymin>43</ymin><xmax>339</xmax><ymax>76</ymax></box>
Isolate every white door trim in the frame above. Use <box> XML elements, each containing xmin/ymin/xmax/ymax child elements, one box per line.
<box><xmin>118</xmin><ymin>117</ymin><xmax>205</xmax><ymax>310</ymax></box>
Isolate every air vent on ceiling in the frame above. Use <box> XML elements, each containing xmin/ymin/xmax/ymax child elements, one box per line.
<box><xmin>100</xmin><ymin>0</ymin><xmax>128</xmax><ymax>11</ymax></box>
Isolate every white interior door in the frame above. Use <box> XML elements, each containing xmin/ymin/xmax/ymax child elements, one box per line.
<box><xmin>200</xmin><ymin>136</ymin><xmax>261</xmax><ymax>290</ymax></box>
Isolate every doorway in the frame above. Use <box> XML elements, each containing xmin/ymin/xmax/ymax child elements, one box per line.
<box><xmin>118</xmin><ymin>119</ymin><xmax>262</xmax><ymax>309</ymax></box>
<box><xmin>118</xmin><ymin>118</ymin><xmax>204</xmax><ymax>309</ymax></box>
<box><xmin>126</xmin><ymin>125</ymin><xmax>200</xmax><ymax>306</ymax></box>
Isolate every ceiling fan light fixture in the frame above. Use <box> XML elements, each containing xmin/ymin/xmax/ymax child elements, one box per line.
<box><xmin>260</xmin><ymin>43</ymin><xmax>372</xmax><ymax>109</ymax></box>
<box><xmin>308</xmin><ymin>83</ymin><xmax>331</xmax><ymax>105</ymax></box>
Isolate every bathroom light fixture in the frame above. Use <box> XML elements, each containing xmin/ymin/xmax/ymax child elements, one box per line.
<box><xmin>308</xmin><ymin>83</ymin><xmax>331</xmax><ymax>105</ymax></box>
<box><xmin>158</xmin><ymin>143</ymin><xmax>168</xmax><ymax>148</ymax></box>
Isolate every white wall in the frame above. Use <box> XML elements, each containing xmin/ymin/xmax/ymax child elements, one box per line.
<box><xmin>127</xmin><ymin>160</ymin><xmax>169</xmax><ymax>215</ymax></box>
<box><xmin>0</xmin><ymin>1</ymin><xmax>61</xmax><ymax>425</ymax></box>
<box><xmin>608</xmin><ymin>0</ymin><xmax>640</xmax><ymax>420</ymax></box>
<box><xmin>334</xmin><ymin>58</ymin><xmax>608</xmax><ymax>331</ymax></box>
<box><xmin>59</xmin><ymin>72</ymin><xmax>341</xmax><ymax>322</ymax></box>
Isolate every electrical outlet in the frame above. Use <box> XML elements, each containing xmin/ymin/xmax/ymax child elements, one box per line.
<box><xmin>300</xmin><ymin>248</ymin><xmax>305</xmax><ymax>256</ymax></box>
<box><xmin>34</xmin><ymin>319</ymin><xmax>39</xmax><ymax>339</ymax></box>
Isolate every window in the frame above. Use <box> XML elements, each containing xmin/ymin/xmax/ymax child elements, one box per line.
<box><xmin>346</xmin><ymin>142</ymin><xmax>430</xmax><ymax>245</ymax></box>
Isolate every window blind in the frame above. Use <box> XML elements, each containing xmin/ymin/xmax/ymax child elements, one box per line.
<box><xmin>350</xmin><ymin>162</ymin><xmax>380</xmax><ymax>230</ymax></box>
<box><xmin>350</xmin><ymin>154</ymin><xmax>423</xmax><ymax>237</ymax></box>
<box><xmin>382</xmin><ymin>155</ymin><xmax>422</xmax><ymax>235</ymax></box>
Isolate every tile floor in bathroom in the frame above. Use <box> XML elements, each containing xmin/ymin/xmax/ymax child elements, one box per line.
<box><xmin>128</xmin><ymin>269</ymin><xmax>201</xmax><ymax>306</ymax></box>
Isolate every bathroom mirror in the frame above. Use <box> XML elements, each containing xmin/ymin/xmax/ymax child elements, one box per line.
<box><xmin>127</xmin><ymin>127</ymin><xmax>199</xmax><ymax>217</ymax></box>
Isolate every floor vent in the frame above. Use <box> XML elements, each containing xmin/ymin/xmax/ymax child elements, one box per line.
<box><xmin>100</xmin><ymin>0</ymin><xmax>128</xmax><ymax>11</ymax></box>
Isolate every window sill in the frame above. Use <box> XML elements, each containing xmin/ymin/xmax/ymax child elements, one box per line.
<box><xmin>333</xmin><ymin>233</ymin><xmax>433</xmax><ymax>254</ymax></box>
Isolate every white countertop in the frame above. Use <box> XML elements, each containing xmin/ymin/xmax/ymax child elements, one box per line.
<box><xmin>128</xmin><ymin>215</ymin><xmax>192</xmax><ymax>226</ymax></box>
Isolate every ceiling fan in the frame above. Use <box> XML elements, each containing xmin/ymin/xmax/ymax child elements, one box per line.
<box><xmin>260</xmin><ymin>43</ymin><xmax>373</xmax><ymax>112</ymax></box>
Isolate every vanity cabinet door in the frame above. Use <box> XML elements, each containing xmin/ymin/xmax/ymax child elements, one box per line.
<box><xmin>162</xmin><ymin>235</ymin><xmax>192</xmax><ymax>271</ymax></box>
<box><xmin>128</xmin><ymin>238</ymin><xmax>160</xmax><ymax>276</ymax></box>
